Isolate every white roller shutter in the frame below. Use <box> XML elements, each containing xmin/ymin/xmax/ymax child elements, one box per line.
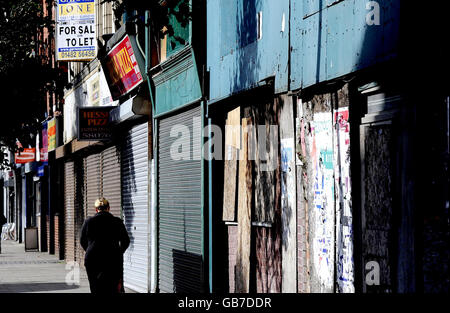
<box><xmin>121</xmin><ymin>122</ymin><xmax>149</xmax><ymax>293</ymax></box>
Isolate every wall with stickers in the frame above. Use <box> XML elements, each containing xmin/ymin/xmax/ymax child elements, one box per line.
<box><xmin>296</xmin><ymin>84</ymin><xmax>354</xmax><ymax>293</ymax></box>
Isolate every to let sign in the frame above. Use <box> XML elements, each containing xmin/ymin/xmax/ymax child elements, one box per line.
<box><xmin>56</xmin><ymin>0</ymin><xmax>96</xmax><ymax>61</ymax></box>
<box><xmin>78</xmin><ymin>107</ymin><xmax>114</xmax><ymax>141</ymax></box>
<box><xmin>104</xmin><ymin>35</ymin><xmax>143</xmax><ymax>99</ymax></box>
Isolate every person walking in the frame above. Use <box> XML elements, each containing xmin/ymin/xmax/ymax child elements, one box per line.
<box><xmin>0</xmin><ymin>211</ymin><xmax>6</xmax><ymax>254</ymax></box>
<box><xmin>80</xmin><ymin>197</ymin><xmax>130</xmax><ymax>294</ymax></box>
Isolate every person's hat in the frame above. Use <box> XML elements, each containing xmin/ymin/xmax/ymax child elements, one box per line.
<box><xmin>94</xmin><ymin>198</ymin><xmax>110</xmax><ymax>210</ymax></box>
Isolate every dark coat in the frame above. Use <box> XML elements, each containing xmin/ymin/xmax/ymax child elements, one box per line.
<box><xmin>0</xmin><ymin>213</ymin><xmax>6</xmax><ymax>226</ymax></box>
<box><xmin>80</xmin><ymin>211</ymin><xmax>130</xmax><ymax>270</ymax></box>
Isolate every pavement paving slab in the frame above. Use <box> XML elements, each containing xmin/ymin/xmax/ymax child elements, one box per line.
<box><xmin>0</xmin><ymin>240</ymin><xmax>135</xmax><ymax>293</ymax></box>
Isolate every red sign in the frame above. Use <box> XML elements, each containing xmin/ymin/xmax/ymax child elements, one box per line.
<box><xmin>15</xmin><ymin>148</ymin><xmax>36</xmax><ymax>164</ymax></box>
<box><xmin>40</xmin><ymin>148</ymin><xmax>48</xmax><ymax>162</ymax></box>
<box><xmin>104</xmin><ymin>35</ymin><xmax>143</xmax><ymax>99</ymax></box>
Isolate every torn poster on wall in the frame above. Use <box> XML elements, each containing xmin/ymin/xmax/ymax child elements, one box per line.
<box><xmin>334</xmin><ymin>108</ymin><xmax>354</xmax><ymax>293</ymax></box>
<box><xmin>281</xmin><ymin>137</ymin><xmax>297</xmax><ymax>292</ymax></box>
<box><xmin>310</xmin><ymin>112</ymin><xmax>335</xmax><ymax>292</ymax></box>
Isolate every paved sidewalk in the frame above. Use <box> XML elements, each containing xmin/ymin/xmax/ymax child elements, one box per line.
<box><xmin>0</xmin><ymin>240</ymin><xmax>90</xmax><ymax>293</ymax></box>
<box><xmin>0</xmin><ymin>240</ymin><xmax>135</xmax><ymax>293</ymax></box>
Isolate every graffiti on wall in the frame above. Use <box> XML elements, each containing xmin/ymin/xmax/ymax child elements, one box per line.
<box><xmin>310</xmin><ymin>112</ymin><xmax>335</xmax><ymax>292</ymax></box>
<box><xmin>334</xmin><ymin>108</ymin><xmax>354</xmax><ymax>293</ymax></box>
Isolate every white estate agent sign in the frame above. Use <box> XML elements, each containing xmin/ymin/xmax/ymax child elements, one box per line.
<box><xmin>56</xmin><ymin>0</ymin><xmax>96</xmax><ymax>61</ymax></box>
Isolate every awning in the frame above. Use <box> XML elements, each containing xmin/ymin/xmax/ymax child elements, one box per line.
<box><xmin>109</xmin><ymin>94</ymin><xmax>151</xmax><ymax>124</ymax></box>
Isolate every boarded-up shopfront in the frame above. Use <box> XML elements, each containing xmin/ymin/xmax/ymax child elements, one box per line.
<box><xmin>297</xmin><ymin>84</ymin><xmax>354</xmax><ymax>293</ymax></box>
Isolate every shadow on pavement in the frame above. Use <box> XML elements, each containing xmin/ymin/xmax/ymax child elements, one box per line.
<box><xmin>0</xmin><ymin>282</ymin><xmax>82</xmax><ymax>293</ymax></box>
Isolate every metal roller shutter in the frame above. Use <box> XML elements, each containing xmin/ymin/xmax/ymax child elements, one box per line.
<box><xmin>74</xmin><ymin>158</ymin><xmax>86</xmax><ymax>265</ymax></box>
<box><xmin>158</xmin><ymin>105</ymin><xmax>204</xmax><ymax>293</ymax></box>
<box><xmin>85</xmin><ymin>153</ymin><xmax>101</xmax><ymax>218</ymax></box>
<box><xmin>101</xmin><ymin>146</ymin><xmax>122</xmax><ymax>218</ymax></box>
<box><xmin>122</xmin><ymin>122</ymin><xmax>149</xmax><ymax>293</ymax></box>
<box><xmin>64</xmin><ymin>161</ymin><xmax>75</xmax><ymax>263</ymax></box>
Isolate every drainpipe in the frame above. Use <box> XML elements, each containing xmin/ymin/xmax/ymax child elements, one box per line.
<box><xmin>145</xmin><ymin>10</ymin><xmax>158</xmax><ymax>294</ymax></box>
<box><xmin>447</xmin><ymin>96</ymin><xmax>449</xmax><ymax>154</ymax></box>
<box><xmin>208</xmin><ymin>115</ymin><xmax>213</xmax><ymax>293</ymax></box>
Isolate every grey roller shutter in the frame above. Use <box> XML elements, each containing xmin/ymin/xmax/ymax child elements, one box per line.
<box><xmin>74</xmin><ymin>158</ymin><xmax>86</xmax><ymax>265</ymax></box>
<box><xmin>158</xmin><ymin>105</ymin><xmax>204</xmax><ymax>293</ymax></box>
<box><xmin>64</xmin><ymin>161</ymin><xmax>75</xmax><ymax>263</ymax></box>
<box><xmin>85</xmin><ymin>153</ymin><xmax>101</xmax><ymax>218</ymax></box>
<box><xmin>101</xmin><ymin>146</ymin><xmax>121</xmax><ymax>218</ymax></box>
<box><xmin>122</xmin><ymin>122</ymin><xmax>149</xmax><ymax>293</ymax></box>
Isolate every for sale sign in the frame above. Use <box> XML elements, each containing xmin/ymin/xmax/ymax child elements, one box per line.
<box><xmin>56</xmin><ymin>0</ymin><xmax>96</xmax><ymax>61</ymax></box>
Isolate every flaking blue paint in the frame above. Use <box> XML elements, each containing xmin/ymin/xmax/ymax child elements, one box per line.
<box><xmin>290</xmin><ymin>0</ymin><xmax>400</xmax><ymax>90</ymax></box>
<box><xmin>207</xmin><ymin>0</ymin><xmax>289</xmax><ymax>102</ymax></box>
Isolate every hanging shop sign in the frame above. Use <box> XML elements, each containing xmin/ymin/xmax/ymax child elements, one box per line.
<box><xmin>56</xmin><ymin>0</ymin><xmax>96</xmax><ymax>62</ymax></box>
<box><xmin>48</xmin><ymin>118</ymin><xmax>57</xmax><ymax>151</ymax></box>
<box><xmin>78</xmin><ymin>107</ymin><xmax>114</xmax><ymax>141</ymax></box>
<box><xmin>15</xmin><ymin>148</ymin><xmax>36</xmax><ymax>164</ymax></box>
<box><xmin>41</xmin><ymin>122</ymin><xmax>48</xmax><ymax>163</ymax></box>
<box><xmin>37</xmin><ymin>166</ymin><xmax>46</xmax><ymax>177</ymax></box>
<box><xmin>103</xmin><ymin>35</ymin><xmax>144</xmax><ymax>99</ymax></box>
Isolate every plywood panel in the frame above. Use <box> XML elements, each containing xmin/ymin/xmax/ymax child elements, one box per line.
<box><xmin>235</xmin><ymin>117</ymin><xmax>252</xmax><ymax>293</ymax></box>
<box><xmin>225</xmin><ymin>107</ymin><xmax>241</xmax><ymax>149</ymax></box>
<box><xmin>223</xmin><ymin>107</ymin><xmax>241</xmax><ymax>221</ymax></box>
<box><xmin>223</xmin><ymin>144</ymin><xmax>238</xmax><ymax>221</ymax></box>
<box><xmin>252</xmin><ymin>102</ymin><xmax>277</xmax><ymax>223</ymax></box>
<box><xmin>278</xmin><ymin>95</ymin><xmax>297</xmax><ymax>293</ymax></box>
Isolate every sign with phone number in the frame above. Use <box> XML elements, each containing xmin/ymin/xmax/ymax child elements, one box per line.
<box><xmin>56</xmin><ymin>0</ymin><xmax>96</xmax><ymax>62</ymax></box>
<box><xmin>58</xmin><ymin>49</ymin><xmax>96</xmax><ymax>60</ymax></box>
